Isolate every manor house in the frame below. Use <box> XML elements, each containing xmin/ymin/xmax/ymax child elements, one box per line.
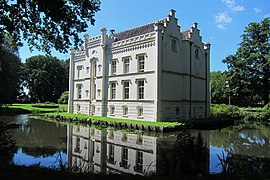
<box><xmin>68</xmin><ymin>9</ymin><xmax>211</xmax><ymax>122</ymax></box>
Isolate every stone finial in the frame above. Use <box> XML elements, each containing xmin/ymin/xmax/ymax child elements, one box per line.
<box><xmin>193</xmin><ymin>22</ymin><xmax>198</xmax><ymax>29</ymax></box>
<box><xmin>170</xmin><ymin>9</ymin><xmax>176</xmax><ymax>17</ymax></box>
<box><xmin>84</xmin><ymin>33</ymin><xmax>90</xmax><ymax>41</ymax></box>
<box><xmin>70</xmin><ymin>47</ymin><xmax>76</xmax><ymax>54</ymax></box>
<box><xmin>101</xmin><ymin>27</ymin><xmax>107</xmax><ymax>33</ymax></box>
<box><xmin>204</xmin><ymin>42</ymin><xmax>211</xmax><ymax>50</ymax></box>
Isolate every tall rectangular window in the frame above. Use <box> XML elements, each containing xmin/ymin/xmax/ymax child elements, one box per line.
<box><xmin>111</xmin><ymin>60</ymin><xmax>117</xmax><ymax>75</ymax></box>
<box><xmin>123</xmin><ymin>81</ymin><xmax>129</xmax><ymax>99</ymax></box>
<box><xmin>93</xmin><ymin>62</ymin><xmax>97</xmax><ymax>77</ymax></box>
<box><xmin>121</xmin><ymin>147</ymin><xmax>128</xmax><ymax>168</ymax></box>
<box><xmin>77</xmin><ymin>65</ymin><xmax>83</xmax><ymax>79</ymax></box>
<box><xmin>138</xmin><ymin>80</ymin><xmax>144</xmax><ymax>99</ymax></box>
<box><xmin>111</xmin><ymin>82</ymin><xmax>116</xmax><ymax>99</ymax></box>
<box><xmin>123</xmin><ymin>58</ymin><xmax>130</xmax><ymax>74</ymax></box>
<box><xmin>77</xmin><ymin>84</ymin><xmax>82</xmax><ymax>99</ymax></box>
<box><xmin>110</xmin><ymin>106</ymin><xmax>115</xmax><ymax>115</ymax></box>
<box><xmin>93</xmin><ymin>84</ymin><xmax>96</xmax><ymax>99</ymax></box>
<box><xmin>138</xmin><ymin>55</ymin><xmax>145</xmax><ymax>72</ymax></box>
<box><xmin>171</xmin><ymin>39</ymin><xmax>177</xmax><ymax>52</ymax></box>
<box><xmin>135</xmin><ymin>151</ymin><xmax>143</xmax><ymax>172</ymax></box>
<box><xmin>108</xmin><ymin>144</ymin><xmax>115</xmax><ymax>164</ymax></box>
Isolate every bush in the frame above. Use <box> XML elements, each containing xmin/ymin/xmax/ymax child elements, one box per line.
<box><xmin>57</xmin><ymin>91</ymin><xmax>68</xmax><ymax>104</ymax></box>
<box><xmin>211</xmin><ymin>104</ymin><xmax>243</xmax><ymax>118</ymax></box>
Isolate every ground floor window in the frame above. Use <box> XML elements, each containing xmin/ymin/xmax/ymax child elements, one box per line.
<box><xmin>110</xmin><ymin>106</ymin><xmax>115</xmax><ymax>115</ymax></box>
<box><xmin>137</xmin><ymin>106</ymin><xmax>143</xmax><ymax>118</ymax></box>
<box><xmin>123</xmin><ymin>106</ymin><xmax>128</xmax><ymax>116</ymax></box>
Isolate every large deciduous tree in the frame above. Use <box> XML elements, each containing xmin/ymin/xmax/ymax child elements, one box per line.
<box><xmin>210</xmin><ymin>71</ymin><xmax>228</xmax><ymax>104</ymax></box>
<box><xmin>223</xmin><ymin>18</ymin><xmax>270</xmax><ymax>106</ymax></box>
<box><xmin>23</xmin><ymin>55</ymin><xmax>69</xmax><ymax>103</ymax></box>
<box><xmin>0</xmin><ymin>43</ymin><xmax>21</xmax><ymax>107</ymax></box>
<box><xmin>0</xmin><ymin>0</ymin><xmax>101</xmax><ymax>53</ymax></box>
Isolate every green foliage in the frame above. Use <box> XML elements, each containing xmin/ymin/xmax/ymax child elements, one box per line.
<box><xmin>211</xmin><ymin>104</ymin><xmax>243</xmax><ymax>118</ymax></box>
<box><xmin>210</xmin><ymin>71</ymin><xmax>229</xmax><ymax>104</ymax></box>
<box><xmin>223</xmin><ymin>18</ymin><xmax>270</xmax><ymax>106</ymax></box>
<box><xmin>57</xmin><ymin>91</ymin><xmax>69</xmax><ymax>104</ymax></box>
<box><xmin>0</xmin><ymin>44</ymin><xmax>22</xmax><ymax>107</ymax></box>
<box><xmin>0</xmin><ymin>122</ymin><xmax>17</xmax><ymax>167</ymax></box>
<box><xmin>0</xmin><ymin>0</ymin><xmax>101</xmax><ymax>54</ymax></box>
<box><xmin>22</xmin><ymin>55</ymin><xmax>69</xmax><ymax>103</ymax></box>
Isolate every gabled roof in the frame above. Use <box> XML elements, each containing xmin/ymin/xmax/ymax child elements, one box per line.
<box><xmin>113</xmin><ymin>23</ymin><xmax>155</xmax><ymax>41</ymax></box>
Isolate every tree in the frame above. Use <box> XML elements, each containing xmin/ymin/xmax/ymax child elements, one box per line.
<box><xmin>0</xmin><ymin>44</ymin><xmax>22</xmax><ymax>107</ymax></box>
<box><xmin>210</xmin><ymin>71</ymin><xmax>229</xmax><ymax>104</ymax></box>
<box><xmin>58</xmin><ymin>91</ymin><xmax>69</xmax><ymax>104</ymax></box>
<box><xmin>23</xmin><ymin>55</ymin><xmax>69</xmax><ymax>103</ymax></box>
<box><xmin>223</xmin><ymin>18</ymin><xmax>270</xmax><ymax>106</ymax></box>
<box><xmin>0</xmin><ymin>0</ymin><xmax>101</xmax><ymax>53</ymax></box>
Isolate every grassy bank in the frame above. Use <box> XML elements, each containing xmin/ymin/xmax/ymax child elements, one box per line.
<box><xmin>0</xmin><ymin>103</ymin><xmax>67</xmax><ymax>114</ymax></box>
<box><xmin>47</xmin><ymin>112</ymin><xmax>183</xmax><ymax>128</ymax></box>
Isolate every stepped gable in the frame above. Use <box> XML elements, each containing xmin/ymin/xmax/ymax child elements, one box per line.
<box><xmin>114</xmin><ymin>22</ymin><xmax>155</xmax><ymax>41</ymax></box>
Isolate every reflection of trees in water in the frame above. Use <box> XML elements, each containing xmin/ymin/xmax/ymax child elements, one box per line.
<box><xmin>157</xmin><ymin>129</ymin><xmax>209</xmax><ymax>175</ymax></box>
<box><xmin>21</xmin><ymin>146</ymin><xmax>65</xmax><ymax>158</ymax></box>
<box><xmin>13</xmin><ymin>119</ymin><xmax>67</xmax><ymax>157</ymax></box>
<box><xmin>212</xmin><ymin>128</ymin><xmax>270</xmax><ymax>176</ymax></box>
<box><xmin>0</xmin><ymin>122</ymin><xmax>17</xmax><ymax>167</ymax></box>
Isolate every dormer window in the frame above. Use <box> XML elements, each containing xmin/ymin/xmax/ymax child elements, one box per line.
<box><xmin>171</xmin><ymin>39</ymin><xmax>177</xmax><ymax>52</ymax></box>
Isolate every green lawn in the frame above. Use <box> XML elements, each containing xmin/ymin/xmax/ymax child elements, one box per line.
<box><xmin>48</xmin><ymin>112</ymin><xmax>183</xmax><ymax>128</ymax></box>
<box><xmin>7</xmin><ymin>103</ymin><xmax>68</xmax><ymax>113</ymax></box>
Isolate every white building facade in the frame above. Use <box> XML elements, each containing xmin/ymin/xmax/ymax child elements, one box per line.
<box><xmin>68</xmin><ymin>9</ymin><xmax>211</xmax><ymax>122</ymax></box>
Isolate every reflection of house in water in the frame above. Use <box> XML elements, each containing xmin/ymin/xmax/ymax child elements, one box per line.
<box><xmin>67</xmin><ymin>125</ymin><xmax>210</xmax><ymax>175</ymax></box>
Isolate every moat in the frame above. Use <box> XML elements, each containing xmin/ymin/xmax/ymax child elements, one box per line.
<box><xmin>1</xmin><ymin>114</ymin><xmax>270</xmax><ymax>176</ymax></box>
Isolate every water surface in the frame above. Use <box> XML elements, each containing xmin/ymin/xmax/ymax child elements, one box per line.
<box><xmin>1</xmin><ymin>115</ymin><xmax>269</xmax><ymax>176</ymax></box>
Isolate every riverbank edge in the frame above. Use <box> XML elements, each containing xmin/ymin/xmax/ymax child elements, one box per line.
<box><xmin>46</xmin><ymin>112</ymin><xmax>186</xmax><ymax>132</ymax></box>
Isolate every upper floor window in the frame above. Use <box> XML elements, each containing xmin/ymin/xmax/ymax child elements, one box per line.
<box><xmin>85</xmin><ymin>90</ymin><xmax>89</xmax><ymax>97</ymax></box>
<box><xmin>123</xmin><ymin>58</ymin><xmax>130</xmax><ymax>74</ymax></box>
<box><xmin>111</xmin><ymin>59</ymin><xmax>117</xmax><ymax>75</ymax></box>
<box><xmin>86</xmin><ymin>67</ymin><xmax>90</xmax><ymax>74</ymax></box>
<box><xmin>195</xmin><ymin>48</ymin><xmax>200</xmax><ymax>60</ymax></box>
<box><xmin>77</xmin><ymin>84</ymin><xmax>82</xmax><ymax>99</ymax></box>
<box><xmin>171</xmin><ymin>39</ymin><xmax>177</xmax><ymax>52</ymax></box>
<box><xmin>77</xmin><ymin>65</ymin><xmax>83</xmax><ymax>79</ymax></box>
<box><xmin>137</xmin><ymin>55</ymin><xmax>145</xmax><ymax>72</ymax></box>
<box><xmin>93</xmin><ymin>62</ymin><xmax>97</xmax><ymax>77</ymax></box>
<box><xmin>123</xmin><ymin>81</ymin><xmax>129</xmax><ymax>99</ymax></box>
<box><xmin>110</xmin><ymin>82</ymin><xmax>116</xmax><ymax>99</ymax></box>
<box><xmin>137</xmin><ymin>80</ymin><xmax>144</xmax><ymax>99</ymax></box>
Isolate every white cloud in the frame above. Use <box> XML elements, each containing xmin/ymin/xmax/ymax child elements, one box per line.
<box><xmin>264</xmin><ymin>13</ymin><xmax>270</xmax><ymax>18</ymax></box>
<box><xmin>222</xmin><ymin>0</ymin><xmax>244</xmax><ymax>12</ymax></box>
<box><xmin>215</xmin><ymin>11</ymin><xmax>232</xmax><ymax>29</ymax></box>
<box><xmin>254</xmin><ymin>8</ymin><xmax>262</xmax><ymax>13</ymax></box>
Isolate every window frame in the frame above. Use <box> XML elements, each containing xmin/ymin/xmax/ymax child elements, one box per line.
<box><xmin>111</xmin><ymin>59</ymin><xmax>117</xmax><ymax>75</ymax></box>
<box><xmin>123</xmin><ymin>57</ymin><xmax>130</xmax><ymax>74</ymax></box>
<box><xmin>123</xmin><ymin>81</ymin><xmax>130</xmax><ymax>99</ymax></box>
<box><xmin>137</xmin><ymin>80</ymin><xmax>144</xmax><ymax>99</ymax></box>
<box><xmin>171</xmin><ymin>39</ymin><xmax>177</xmax><ymax>52</ymax></box>
<box><xmin>137</xmin><ymin>54</ymin><xmax>145</xmax><ymax>72</ymax></box>
<box><xmin>110</xmin><ymin>82</ymin><xmax>116</xmax><ymax>99</ymax></box>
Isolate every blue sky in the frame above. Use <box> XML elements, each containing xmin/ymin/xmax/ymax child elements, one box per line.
<box><xmin>19</xmin><ymin>0</ymin><xmax>270</xmax><ymax>72</ymax></box>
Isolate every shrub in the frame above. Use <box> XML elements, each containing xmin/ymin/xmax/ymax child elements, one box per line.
<box><xmin>211</xmin><ymin>104</ymin><xmax>243</xmax><ymax>118</ymax></box>
<box><xmin>57</xmin><ymin>91</ymin><xmax>68</xmax><ymax>104</ymax></box>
